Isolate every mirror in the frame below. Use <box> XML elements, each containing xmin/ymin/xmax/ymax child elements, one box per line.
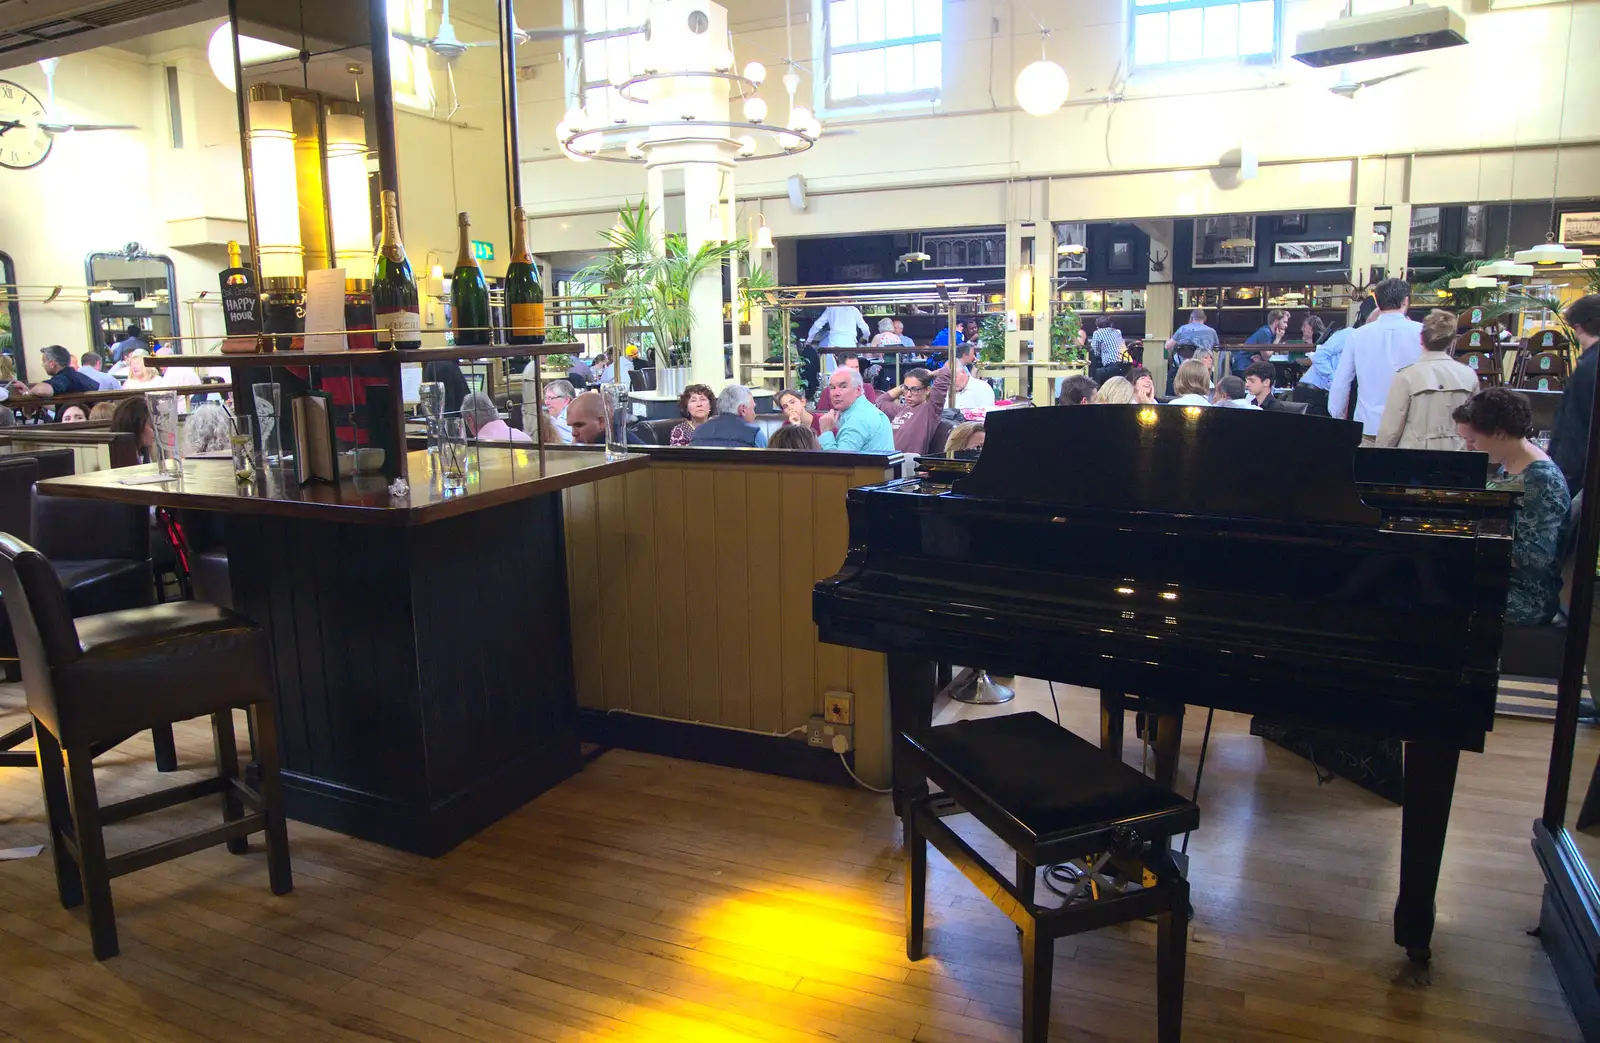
<box><xmin>390</xmin><ymin>0</ymin><xmax>513</xmax><ymax>331</ymax></box>
<box><xmin>0</xmin><ymin>251</ymin><xmax>21</xmax><ymax>381</ymax></box>
<box><xmin>85</xmin><ymin>248</ymin><xmax>179</xmax><ymax>348</ymax></box>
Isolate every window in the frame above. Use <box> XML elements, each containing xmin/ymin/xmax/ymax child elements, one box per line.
<box><xmin>578</xmin><ymin>0</ymin><xmax>648</xmax><ymax>125</ymax></box>
<box><xmin>822</xmin><ymin>0</ymin><xmax>941</xmax><ymax>110</ymax></box>
<box><xmin>388</xmin><ymin>0</ymin><xmax>434</xmax><ymax>111</ymax></box>
<box><xmin>1130</xmin><ymin>0</ymin><xmax>1278</xmax><ymax>69</ymax></box>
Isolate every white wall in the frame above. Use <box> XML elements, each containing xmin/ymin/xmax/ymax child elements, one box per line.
<box><xmin>515</xmin><ymin>0</ymin><xmax>1600</xmax><ymax>251</ymax></box>
<box><xmin>1</xmin><ymin>40</ymin><xmax>244</xmax><ymax>360</ymax></box>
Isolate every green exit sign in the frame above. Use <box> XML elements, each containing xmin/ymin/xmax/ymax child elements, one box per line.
<box><xmin>472</xmin><ymin>240</ymin><xmax>494</xmax><ymax>262</ymax></box>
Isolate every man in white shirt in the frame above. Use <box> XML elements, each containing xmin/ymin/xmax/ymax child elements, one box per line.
<box><xmin>522</xmin><ymin>373</ymin><xmax>575</xmax><ymax>443</ymax></box>
<box><xmin>808</xmin><ymin>305</ymin><xmax>871</xmax><ymax>375</ymax></box>
<box><xmin>1327</xmin><ymin>278</ymin><xmax>1423</xmax><ymax>440</ymax></box>
<box><xmin>952</xmin><ymin>362</ymin><xmax>996</xmax><ymax>412</ymax></box>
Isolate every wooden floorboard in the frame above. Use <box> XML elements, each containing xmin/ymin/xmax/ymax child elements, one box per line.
<box><xmin>0</xmin><ymin>678</ymin><xmax>1586</xmax><ymax>1041</ymax></box>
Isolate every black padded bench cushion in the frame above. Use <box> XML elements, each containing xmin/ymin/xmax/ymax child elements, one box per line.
<box><xmin>902</xmin><ymin>711</ymin><xmax>1198</xmax><ymax>857</ymax></box>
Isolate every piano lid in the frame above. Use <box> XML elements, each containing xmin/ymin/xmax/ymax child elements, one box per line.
<box><xmin>952</xmin><ymin>404</ymin><xmax>1380</xmax><ymax>526</ymax></box>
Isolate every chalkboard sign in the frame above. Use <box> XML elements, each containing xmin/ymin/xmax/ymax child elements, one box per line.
<box><xmin>219</xmin><ymin>266</ymin><xmax>261</xmax><ymax>335</ymax></box>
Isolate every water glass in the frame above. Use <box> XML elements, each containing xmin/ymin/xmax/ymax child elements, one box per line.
<box><xmin>418</xmin><ymin>381</ymin><xmax>445</xmax><ymax>454</ymax></box>
<box><xmin>252</xmin><ymin>382</ymin><xmax>283</xmax><ymax>467</ymax></box>
<box><xmin>146</xmin><ymin>390</ymin><xmax>182</xmax><ymax>477</ymax></box>
<box><xmin>600</xmin><ymin>383</ymin><xmax>627</xmax><ymax>463</ymax></box>
<box><xmin>229</xmin><ymin>414</ymin><xmax>258</xmax><ymax>482</ymax></box>
<box><xmin>440</xmin><ymin>416</ymin><xmax>468</xmax><ymax>492</ymax></box>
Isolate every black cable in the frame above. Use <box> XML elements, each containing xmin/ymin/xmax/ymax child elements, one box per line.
<box><xmin>1047</xmin><ymin>680</ymin><xmax>1061</xmax><ymax>725</ymax></box>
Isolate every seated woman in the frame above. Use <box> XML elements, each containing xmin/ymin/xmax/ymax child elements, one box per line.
<box><xmin>1166</xmin><ymin>360</ymin><xmax>1213</xmax><ymax>406</ymax></box>
<box><xmin>768</xmin><ymin>424</ymin><xmax>822</xmax><ymax>450</ymax></box>
<box><xmin>110</xmin><ymin>396</ymin><xmax>156</xmax><ymax>462</ymax></box>
<box><xmin>945</xmin><ymin>421</ymin><xmax>985</xmax><ymax>456</ymax></box>
<box><xmin>1092</xmin><ymin>376</ymin><xmax>1134</xmax><ymax>404</ymax></box>
<box><xmin>670</xmin><ymin>383</ymin><xmax>716</xmax><ymax>445</ymax></box>
<box><xmin>462</xmin><ymin>391</ymin><xmax>532</xmax><ymax>442</ymax></box>
<box><xmin>88</xmin><ymin>401</ymin><xmax>117</xmax><ymax>421</ymax></box>
<box><xmin>1128</xmin><ymin>366</ymin><xmax>1159</xmax><ymax>405</ymax></box>
<box><xmin>58</xmin><ymin>404</ymin><xmax>87</xmax><ymax>424</ymax></box>
<box><xmin>774</xmin><ymin>387</ymin><xmax>817</xmax><ymax>433</ymax></box>
<box><xmin>183</xmin><ymin>401</ymin><xmax>232</xmax><ymax>454</ymax></box>
<box><xmin>1454</xmin><ymin>388</ymin><xmax>1570</xmax><ymax>625</ymax></box>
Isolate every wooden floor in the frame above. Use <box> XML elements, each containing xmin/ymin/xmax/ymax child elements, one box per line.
<box><xmin>0</xmin><ymin>677</ymin><xmax>1585</xmax><ymax>1042</ymax></box>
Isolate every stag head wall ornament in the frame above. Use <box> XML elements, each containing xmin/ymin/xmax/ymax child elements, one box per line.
<box><xmin>1149</xmin><ymin>249</ymin><xmax>1170</xmax><ymax>274</ymax></box>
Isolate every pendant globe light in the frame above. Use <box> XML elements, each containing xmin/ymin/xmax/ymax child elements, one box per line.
<box><xmin>1015</xmin><ymin>29</ymin><xmax>1069</xmax><ymax>117</ymax></box>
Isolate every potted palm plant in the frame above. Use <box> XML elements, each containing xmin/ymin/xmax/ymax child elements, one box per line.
<box><xmin>576</xmin><ymin>200</ymin><xmax>774</xmax><ymax>396</ymax></box>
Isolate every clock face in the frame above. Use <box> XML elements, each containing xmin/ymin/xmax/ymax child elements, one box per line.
<box><xmin>0</xmin><ymin>80</ymin><xmax>52</xmax><ymax>171</ymax></box>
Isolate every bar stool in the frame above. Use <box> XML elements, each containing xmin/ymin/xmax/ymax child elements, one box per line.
<box><xmin>0</xmin><ymin>532</ymin><xmax>292</xmax><ymax>960</ymax></box>
<box><xmin>900</xmin><ymin>712</ymin><xmax>1197</xmax><ymax>1042</ymax></box>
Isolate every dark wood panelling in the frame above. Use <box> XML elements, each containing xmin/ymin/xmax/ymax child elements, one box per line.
<box><xmin>224</xmin><ymin>495</ymin><xmax>580</xmax><ymax>855</ymax></box>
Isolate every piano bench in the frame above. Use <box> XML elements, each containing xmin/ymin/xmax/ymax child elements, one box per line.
<box><xmin>898</xmin><ymin>711</ymin><xmax>1198</xmax><ymax>1043</ymax></box>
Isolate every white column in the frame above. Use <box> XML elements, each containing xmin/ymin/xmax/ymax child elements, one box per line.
<box><xmin>683</xmin><ymin>160</ymin><xmax>726</xmax><ymax>389</ymax></box>
<box><xmin>646</xmin><ymin>164</ymin><xmax>666</xmax><ymax>247</ymax></box>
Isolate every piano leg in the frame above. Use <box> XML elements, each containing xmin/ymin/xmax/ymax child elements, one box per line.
<box><xmin>1100</xmin><ymin>688</ymin><xmax>1126</xmax><ymax>758</ymax></box>
<box><xmin>888</xmin><ymin>654</ymin><xmax>939</xmax><ymax>818</ymax></box>
<box><xmin>1151</xmin><ymin>711</ymin><xmax>1184</xmax><ymax>794</ymax></box>
<box><xmin>1394</xmin><ymin>741</ymin><xmax>1461</xmax><ymax>965</ymax></box>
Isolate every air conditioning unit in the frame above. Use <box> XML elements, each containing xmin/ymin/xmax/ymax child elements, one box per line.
<box><xmin>1292</xmin><ymin>4</ymin><xmax>1466</xmax><ymax>67</ymax></box>
<box><xmin>0</xmin><ymin>0</ymin><xmax>225</xmax><ymax>62</ymax></box>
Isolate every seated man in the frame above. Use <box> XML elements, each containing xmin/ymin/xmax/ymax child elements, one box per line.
<box><xmin>819</xmin><ymin>367</ymin><xmax>895</xmax><ymax>452</ymax></box>
<box><xmin>876</xmin><ymin>365</ymin><xmax>951</xmax><ymax>454</ymax></box>
<box><xmin>461</xmin><ymin>391</ymin><xmax>532</xmax><ymax>442</ymax></box>
<box><xmin>10</xmin><ymin>344</ymin><xmax>99</xmax><ymax>407</ymax></box>
<box><xmin>1212</xmin><ymin>375</ymin><xmax>1260</xmax><ymax>409</ymax></box>
<box><xmin>1242</xmin><ymin>361</ymin><xmax>1287</xmax><ymax>411</ymax></box>
<box><xmin>566</xmin><ymin>390</ymin><xmax>610</xmax><ymax>445</ymax></box>
<box><xmin>690</xmin><ymin>385</ymin><xmax>769</xmax><ymax>448</ymax></box>
<box><xmin>524</xmin><ymin>374</ymin><xmax>575</xmax><ymax>443</ymax></box>
<box><xmin>815</xmin><ymin>352</ymin><xmax>880</xmax><ymax>410</ymax></box>
<box><xmin>1056</xmin><ymin>374</ymin><xmax>1097</xmax><ymax>406</ymax></box>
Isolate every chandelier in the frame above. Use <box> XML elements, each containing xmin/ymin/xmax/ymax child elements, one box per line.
<box><xmin>555</xmin><ymin>1</ymin><xmax>819</xmax><ymax>164</ymax></box>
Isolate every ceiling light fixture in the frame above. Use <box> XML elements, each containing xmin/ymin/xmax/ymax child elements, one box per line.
<box><xmin>1015</xmin><ymin>29</ymin><xmax>1069</xmax><ymax>117</ymax></box>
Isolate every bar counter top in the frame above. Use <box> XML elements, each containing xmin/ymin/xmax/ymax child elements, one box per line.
<box><xmin>37</xmin><ymin>447</ymin><xmax>646</xmax><ymax>525</ymax></box>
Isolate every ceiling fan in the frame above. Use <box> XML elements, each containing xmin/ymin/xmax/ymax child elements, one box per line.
<box><xmin>392</xmin><ymin>0</ymin><xmax>580</xmax><ymax>63</ymax></box>
<box><xmin>35</xmin><ymin>58</ymin><xmax>138</xmax><ymax>135</ymax></box>
<box><xmin>1329</xmin><ymin>67</ymin><xmax>1420</xmax><ymax>99</ymax></box>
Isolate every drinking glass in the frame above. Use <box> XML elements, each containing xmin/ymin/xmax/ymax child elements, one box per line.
<box><xmin>440</xmin><ymin>416</ymin><xmax>468</xmax><ymax>492</ymax></box>
<box><xmin>146</xmin><ymin>390</ymin><xmax>182</xmax><ymax>477</ymax></box>
<box><xmin>600</xmin><ymin>383</ymin><xmax>627</xmax><ymax>463</ymax></box>
<box><xmin>418</xmin><ymin>381</ymin><xmax>445</xmax><ymax>455</ymax></box>
<box><xmin>229</xmin><ymin>414</ymin><xmax>258</xmax><ymax>482</ymax></box>
<box><xmin>252</xmin><ymin>382</ymin><xmax>283</xmax><ymax>467</ymax></box>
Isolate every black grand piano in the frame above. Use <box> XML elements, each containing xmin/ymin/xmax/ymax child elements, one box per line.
<box><xmin>814</xmin><ymin>404</ymin><xmax>1517</xmax><ymax>965</ymax></box>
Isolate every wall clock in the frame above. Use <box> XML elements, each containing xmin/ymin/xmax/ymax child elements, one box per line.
<box><xmin>0</xmin><ymin>80</ymin><xmax>53</xmax><ymax>170</ymax></box>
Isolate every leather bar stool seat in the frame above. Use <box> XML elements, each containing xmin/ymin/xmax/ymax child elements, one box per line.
<box><xmin>0</xmin><ymin>532</ymin><xmax>292</xmax><ymax>960</ymax></box>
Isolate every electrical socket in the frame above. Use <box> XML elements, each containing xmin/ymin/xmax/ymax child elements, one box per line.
<box><xmin>824</xmin><ymin>691</ymin><xmax>854</xmax><ymax>725</ymax></box>
<box><xmin>806</xmin><ymin>716</ymin><xmax>853</xmax><ymax>753</ymax></box>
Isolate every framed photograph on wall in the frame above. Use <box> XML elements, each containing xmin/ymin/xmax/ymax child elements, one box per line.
<box><xmin>1192</xmin><ymin>215</ymin><xmax>1255</xmax><ymax>268</ymax></box>
<box><xmin>1463</xmin><ymin>205</ymin><xmax>1488</xmax><ymax>257</ymax></box>
<box><xmin>1274</xmin><ymin>240</ymin><xmax>1343</xmax><ymax>265</ymax></box>
<box><xmin>1559</xmin><ymin>212</ymin><xmax>1600</xmax><ymax>248</ymax></box>
<box><xmin>1054</xmin><ymin>222</ymin><xmax>1087</xmax><ymax>273</ymax></box>
<box><xmin>1107</xmin><ymin>239</ymin><xmax>1135</xmax><ymax>273</ymax></box>
<box><xmin>1408</xmin><ymin>207</ymin><xmax>1442</xmax><ymax>254</ymax></box>
<box><xmin>1277</xmin><ymin>214</ymin><xmax>1307</xmax><ymax>234</ymax></box>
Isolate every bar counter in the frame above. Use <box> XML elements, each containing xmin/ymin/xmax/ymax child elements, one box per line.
<box><xmin>39</xmin><ymin>447</ymin><xmax>646</xmax><ymax>524</ymax></box>
<box><xmin>37</xmin><ymin>447</ymin><xmax>642</xmax><ymax>856</ymax></box>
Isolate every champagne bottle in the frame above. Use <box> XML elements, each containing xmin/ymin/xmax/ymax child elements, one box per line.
<box><xmin>505</xmin><ymin>205</ymin><xmax>545</xmax><ymax>346</ymax></box>
<box><xmin>372</xmin><ymin>190</ymin><xmax>421</xmax><ymax>349</ymax></box>
<box><xmin>224</xmin><ymin>240</ymin><xmax>248</xmax><ymax>283</ymax></box>
<box><xmin>451</xmin><ymin>211</ymin><xmax>491</xmax><ymax>346</ymax></box>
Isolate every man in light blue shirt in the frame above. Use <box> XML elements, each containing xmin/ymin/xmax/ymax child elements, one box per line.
<box><xmin>1328</xmin><ymin>279</ymin><xmax>1423</xmax><ymax>437</ymax></box>
<box><xmin>818</xmin><ymin>367</ymin><xmax>894</xmax><ymax>452</ymax></box>
<box><xmin>76</xmin><ymin>352</ymin><xmax>121</xmax><ymax>390</ymax></box>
